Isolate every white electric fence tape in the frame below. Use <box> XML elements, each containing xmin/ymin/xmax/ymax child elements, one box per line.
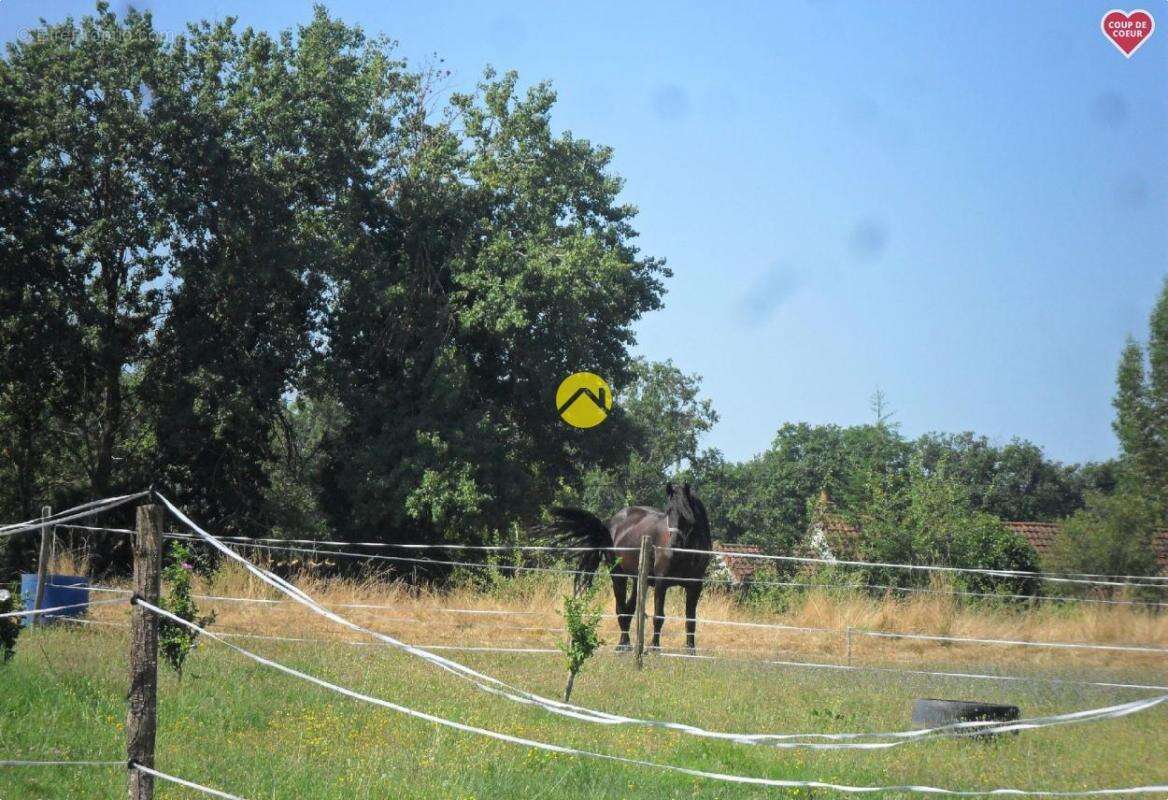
<box><xmin>136</xmin><ymin>598</ymin><xmax>1168</xmax><ymax>749</ymax></box>
<box><xmin>853</xmin><ymin>629</ymin><xmax>1168</xmax><ymax>654</ymax></box>
<box><xmin>131</xmin><ymin>763</ymin><xmax>250</xmax><ymax>800</ymax></box>
<box><xmin>56</xmin><ymin>615</ymin><xmax>1168</xmax><ymax>694</ymax></box>
<box><xmin>153</xmin><ymin>495</ymin><xmax>1168</xmax><ymax>749</ymax></box>
<box><xmin>138</xmin><ymin>600</ymin><xmax>1168</xmax><ymax>796</ymax></box>
<box><xmin>72</xmin><ymin>581</ymin><xmax>1168</xmax><ymax>655</ymax></box>
<box><xmin>669</xmin><ymin>546</ymin><xmax>1168</xmax><ymax>588</ymax></box>
<box><xmin>123</xmin><ymin>536</ymin><xmax>1168</xmax><ymax>608</ymax></box>
<box><xmin>0</xmin><ymin>597</ymin><xmax>123</xmax><ymax>619</ymax></box>
<box><xmin>652</xmin><ymin>651</ymin><xmax>1168</xmax><ymax>692</ymax></box>
<box><xmin>54</xmin><ymin>521</ymin><xmax>1168</xmax><ymax>586</ymax></box>
<box><xmin>0</xmin><ymin>492</ymin><xmax>150</xmax><ymax>539</ymax></box>
<box><xmin>0</xmin><ymin>759</ymin><xmax>122</xmax><ymax>767</ymax></box>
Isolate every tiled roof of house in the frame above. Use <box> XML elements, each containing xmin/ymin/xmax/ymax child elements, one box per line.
<box><xmin>804</xmin><ymin>513</ymin><xmax>862</xmax><ymax>560</ymax></box>
<box><xmin>712</xmin><ymin>541</ymin><xmax>763</xmax><ymax>584</ymax></box>
<box><xmin>1006</xmin><ymin>521</ymin><xmax>1168</xmax><ymax>575</ymax></box>
<box><xmin>1003</xmin><ymin>521</ymin><xmax>1061</xmax><ymax>555</ymax></box>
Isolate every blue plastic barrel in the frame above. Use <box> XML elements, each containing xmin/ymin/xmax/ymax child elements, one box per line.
<box><xmin>19</xmin><ymin>574</ymin><xmax>90</xmax><ymax>625</ymax></box>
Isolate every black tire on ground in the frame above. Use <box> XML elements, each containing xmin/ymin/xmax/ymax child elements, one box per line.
<box><xmin>911</xmin><ymin>699</ymin><xmax>1021</xmax><ymax>733</ymax></box>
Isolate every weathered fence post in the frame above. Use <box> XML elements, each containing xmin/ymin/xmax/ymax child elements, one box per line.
<box><xmin>634</xmin><ymin>534</ymin><xmax>653</xmax><ymax>670</ymax></box>
<box><xmin>33</xmin><ymin>506</ymin><xmax>52</xmax><ymax>624</ymax></box>
<box><xmin>845</xmin><ymin>626</ymin><xmax>854</xmax><ymax>666</ymax></box>
<box><xmin>127</xmin><ymin>504</ymin><xmax>163</xmax><ymax>800</ymax></box>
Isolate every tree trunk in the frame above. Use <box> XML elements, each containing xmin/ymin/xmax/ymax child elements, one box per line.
<box><xmin>563</xmin><ymin>670</ymin><xmax>576</xmax><ymax>703</ymax></box>
<box><xmin>93</xmin><ymin>364</ymin><xmax>121</xmax><ymax>495</ymax></box>
<box><xmin>93</xmin><ymin>258</ymin><xmax>124</xmax><ymax>497</ymax></box>
<box><xmin>17</xmin><ymin>412</ymin><xmax>37</xmax><ymax>520</ymax></box>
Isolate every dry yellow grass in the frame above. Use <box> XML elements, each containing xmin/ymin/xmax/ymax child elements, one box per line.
<box><xmin>74</xmin><ymin>555</ymin><xmax>1168</xmax><ymax>673</ymax></box>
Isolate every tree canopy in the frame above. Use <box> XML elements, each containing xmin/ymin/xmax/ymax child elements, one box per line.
<box><xmin>0</xmin><ymin>6</ymin><xmax>666</xmax><ymax>566</ymax></box>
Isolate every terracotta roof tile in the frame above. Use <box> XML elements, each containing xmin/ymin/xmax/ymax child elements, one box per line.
<box><xmin>1004</xmin><ymin>521</ymin><xmax>1061</xmax><ymax>555</ymax></box>
<box><xmin>1005</xmin><ymin>521</ymin><xmax>1168</xmax><ymax>575</ymax></box>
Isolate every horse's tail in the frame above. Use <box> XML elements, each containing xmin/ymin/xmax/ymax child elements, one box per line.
<box><xmin>543</xmin><ymin>507</ymin><xmax>614</xmax><ymax>595</ymax></box>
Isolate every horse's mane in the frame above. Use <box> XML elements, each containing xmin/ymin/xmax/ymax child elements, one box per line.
<box><xmin>666</xmin><ymin>486</ymin><xmax>711</xmax><ymax>548</ymax></box>
<box><xmin>688</xmin><ymin>492</ymin><xmax>711</xmax><ymax>546</ymax></box>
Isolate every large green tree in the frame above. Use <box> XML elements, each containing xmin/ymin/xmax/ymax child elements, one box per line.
<box><xmin>1113</xmin><ymin>278</ymin><xmax>1168</xmax><ymax>509</ymax></box>
<box><xmin>1</xmin><ymin>7</ymin><xmax>165</xmax><ymax>509</ymax></box>
<box><xmin>316</xmin><ymin>69</ymin><xmax>668</xmax><ymax>543</ymax></box>
<box><xmin>143</xmin><ymin>11</ymin><xmax>402</xmax><ymax>534</ymax></box>
<box><xmin>1050</xmin><ymin>490</ymin><xmax>1161</xmax><ymax>583</ymax></box>
<box><xmin>914</xmin><ymin>433</ymin><xmax>1090</xmax><ymax>521</ymax></box>
<box><xmin>1</xmin><ymin>6</ymin><xmax>666</xmax><ymax>557</ymax></box>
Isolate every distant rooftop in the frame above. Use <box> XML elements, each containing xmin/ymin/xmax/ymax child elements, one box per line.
<box><xmin>1004</xmin><ymin>521</ymin><xmax>1168</xmax><ymax>575</ymax></box>
<box><xmin>712</xmin><ymin>541</ymin><xmax>764</xmax><ymax>584</ymax></box>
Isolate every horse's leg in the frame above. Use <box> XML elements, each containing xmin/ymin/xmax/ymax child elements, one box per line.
<box><xmin>613</xmin><ymin>573</ymin><xmax>632</xmax><ymax>651</ymax></box>
<box><xmin>650</xmin><ymin>581</ymin><xmax>667</xmax><ymax>651</ymax></box>
<box><xmin>684</xmin><ymin>584</ymin><xmax>702</xmax><ymax>654</ymax></box>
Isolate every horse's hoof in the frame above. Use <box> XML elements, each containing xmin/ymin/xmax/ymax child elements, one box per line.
<box><xmin>615</xmin><ymin>643</ymin><xmax>631</xmax><ymax>653</ymax></box>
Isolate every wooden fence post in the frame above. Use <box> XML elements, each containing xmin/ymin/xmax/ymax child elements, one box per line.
<box><xmin>634</xmin><ymin>534</ymin><xmax>653</xmax><ymax>670</ymax></box>
<box><xmin>845</xmin><ymin>626</ymin><xmax>854</xmax><ymax>666</ymax></box>
<box><xmin>33</xmin><ymin>506</ymin><xmax>52</xmax><ymax>625</ymax></box>
<box><xmin>127</xmin><ymin>504</ymin><xmax>163</xmax><ymax>800</ymax></box>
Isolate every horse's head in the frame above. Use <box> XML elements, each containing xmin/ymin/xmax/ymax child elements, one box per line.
<box><xmin>665</xmin><ymin>482</ymin><xmax>711</xmax><ymax>546</ymax></box>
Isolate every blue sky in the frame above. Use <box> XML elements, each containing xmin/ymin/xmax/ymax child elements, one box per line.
<box><xmin>3</xmin><ymin>1</ymin><xmax>1165</xmax><ymax>465</ymax></box>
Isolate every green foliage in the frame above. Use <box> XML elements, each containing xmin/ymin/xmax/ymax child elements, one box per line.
<box><xmin>0</xmin><ymin>6</ymin><xmax>665</xmax><ymax>560</ymax></box>
<box><xmin>558</xmin><ymin>566</ymin><xmax>606</xmax><ymax>702</ymax></box>
<box><xmin>144</xmin><ymin>8</ymin><xmax>377</xmax><ymax>536</ymax></box>
<box><xmin>740</xmin><ymin>563</ymin><xmax>866</xmax><ymax>614</ymax></box>
<box><xmin>856</xmin><ymin>455</ymin><xmax>1039</xmax><ymax>595</ymax></box>
<box><xmin>311</xmin><ymin>63</ymin><xmax>669</xmax><ymax>545</ymax></box>
<box><xmin>158</xmin><ymin>543</ymin><xmax>215</xmax><ymax>678</ymax></box>
<box><xmin>578</xmin><ymin>358</ymin><xmax>720</xmax><ymax>513</ymax></box>
<box><xmin>0</xmin><ymin>588</ymin><xmax>21</xmax><ymax>663</ymax></box>
<box><xmin>261</xmin><ymin>396</ymin><xmax>344</xmax><ymax>542</ymax></box>
<box><xmin>915</xmin><ymin>433</ymin><xmax>1092</xmax><ymax>521</ymax></box>
<box><xmin>0</xmin><ymin>4</ymin><xmax>164</xmax><ymax>571</ymax></box>
<box><xmin>1113</xmin><ymin>278</ymin><xmax>1168</xmax><ymax>510</ymax></box>
<box><xmin>1050</xmin><ymin>490</ymin><xmax>1161</xmax><ymax>584</ymax></box>
<box><xmin>703</xmin><ymin>417</ymin><xmax>912</xmax><ymax>551</ymax></box>
<box><xmin>700</xmin><ymin>401</ymin><xmax>1102</xmax><ymax>555</ymax></box>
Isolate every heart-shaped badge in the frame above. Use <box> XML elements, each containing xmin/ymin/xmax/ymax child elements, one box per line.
<box><xmin>1101</xmin><ymin>9</ymin><xmax>1155</xmax><ymax>58</ymax></box>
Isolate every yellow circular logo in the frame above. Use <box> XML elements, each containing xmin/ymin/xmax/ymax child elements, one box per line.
<box><xmin>556</xmin><ymin>372</ymin><xmax>612</xmax><ymax>429</ymax></box>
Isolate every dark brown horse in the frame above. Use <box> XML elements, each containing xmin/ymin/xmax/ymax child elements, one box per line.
<box><xmin>547</xmin><ymin>483</ymin><xmax>712</xmax><ymax>653</ymax></box>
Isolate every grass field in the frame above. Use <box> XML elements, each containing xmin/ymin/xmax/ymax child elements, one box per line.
<box><xmin>2</xmin><ymin>565</ymin><xmax>1167</xmax><ymax>799</ymax></box>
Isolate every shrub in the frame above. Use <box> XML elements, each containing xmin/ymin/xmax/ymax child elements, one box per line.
<box><xmin>558</xmin><ymin>566</ymin><xmax>606</xmax><ymax>702</ymax></box>
<box><xmin>1050</xmin><ymin>490</ymin><xmax>1162</xmax><ymax>589</ymax></box>
<box><xmin>159</xmin><ymin>543</ymin><xmax>215</xmax><ymax>678</ymax></box>
<box><xmin>857</xmin><ymin>454</ymin><xmax>1039</xmax><ymax>597</ymax></box>
<box><xmin>740</xmin><ymin>562</ymin><xmax>867</xmax><ymax>613</ymax></box>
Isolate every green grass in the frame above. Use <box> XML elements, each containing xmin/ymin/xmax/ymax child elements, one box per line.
<box><xmin>1</xmin><ymin>623</ymin><xmax>1165</xmax><ymax>799</ymax></box>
